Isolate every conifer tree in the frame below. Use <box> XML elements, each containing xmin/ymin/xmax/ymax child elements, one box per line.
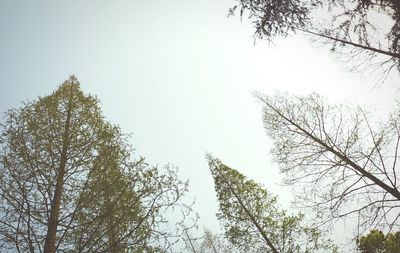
<box><xmin>207</xmin><ymin>155</ymin><xmax>337</xmax><ymax>253</ymax></box>
<box><xmin>0</xmin><ymin>76</ymin><xmax>193</xmax><ymax>252</ymax></box>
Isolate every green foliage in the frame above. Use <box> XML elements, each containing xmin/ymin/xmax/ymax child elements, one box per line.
<box><xmin>0</xmin><ymin>76</ymin><xmax>193</xmax><ymax>252</ymax></box>
<box><xmin>207</xmin><ymin>155</ymin><xmax>338</xmax><ymax>253</ymax></box>
<box><xmin>67</xmin><ymin>131</ymin><xmax>152</xmax><ymax>252</ymax></box>
<box><xmin>357</xmin><ymin>230</ymin><xmax>400</xmax><ymax>253</ymax></box>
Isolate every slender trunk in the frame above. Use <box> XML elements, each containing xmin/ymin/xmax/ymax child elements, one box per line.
<box><xmin>206</xmin><ymin>234</ymin><xmax>218</xmax><ymax>253</ymax></box>
<box><xmin>108</xmin><ymin>218</ymin><xmax>118</xmax><ymax>253</ymax></box>
<box><xmin>43</xmin><ymin>96</ymin><xmax>73</xmax><ymax>253</ymax></box>
<box><xmin>184</xmin><ymin>229</ymin><xmax>198</xmax><ymax>253</ymax></box>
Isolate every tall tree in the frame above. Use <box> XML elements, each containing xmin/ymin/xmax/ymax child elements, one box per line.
<box><xmin>0</xmin><ymin>77</ymin><xmax>194</xmax><ymax>252</ymax></box>
<box><xmin>207</xmin><ymin>155</ymin><xmax>337</xmax><ymax>253</ymax></box>
<box><xmin>256</xmin><ymin>92</ymin><xmax>400</xmax><ymax>234</ymax></box>
<box><xmin>0</xmin><ymin>77</ymin><xmax>105</xmax><ymax>252</ymax></box>
<box><xmin>229</xmin><ymin>0</ymin><xmax>400</xmax><ymax>75</ymax></box>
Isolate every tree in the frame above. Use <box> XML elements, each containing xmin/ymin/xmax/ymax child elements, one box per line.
<box><xmin>207</xmin><ymin>155</ymin><xmax>337</xmax><ymax>253</ymax></box>
<box><xmin>0</xmin><ymin>77</ymin><xmax>105</xmax><ymax>252</ymax></box>
<box><xmin>66</xmin><ymin>133</ymin><xmax>190</xmax><ymax>253</ymax></box>
<box><xmin>229</xmin><ymin>0</ymin><xmax>400</xmax><ymax>75</ymax></box>
<box><xmin>357</xmin><ymin>229</ymin><xmax>400</xmax><ymax>253</ymax></box>
<box><xmin>0</xmin><ymin>76</ymin><xmax>194</xmax><ymax>252</ymax></box>
<box><xmin>256</xmin><ymin>92</ymin><xmax>400</xmax><ymax>234</ymax></box>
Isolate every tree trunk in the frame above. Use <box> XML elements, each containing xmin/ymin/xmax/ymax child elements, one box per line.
<box><xmin>43</xmin><ymin>95</ymin><xmax>73</xmax><ymax>253</ymax></box>
<box><xmin>106</xmin><ymin>192</ymin><xmax>119</xmax><ymax>253</ymax></box>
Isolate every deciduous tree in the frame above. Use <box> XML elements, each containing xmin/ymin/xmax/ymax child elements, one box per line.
<box><xmin>256</xmin><ymin>92</ymin><xmax>400</xmax><ymax>234</ymax></box>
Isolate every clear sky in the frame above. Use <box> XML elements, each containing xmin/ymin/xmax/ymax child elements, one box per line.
<box><xmin>0</xmin><ymin>0</ymin><xmax>398</xmax><ymax>246</ymax></box>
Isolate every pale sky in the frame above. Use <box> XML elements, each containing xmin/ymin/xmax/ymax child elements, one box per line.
<box><xmin>0</xmin><ymin>0</ymin><xmax>398</xmax><ymax>247</ymax></box>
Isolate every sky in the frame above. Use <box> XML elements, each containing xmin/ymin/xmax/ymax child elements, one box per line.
<box><xmin>0</xmin><ymin>0</ymin><xmax>399</xmax><ymax>247</ymax></box>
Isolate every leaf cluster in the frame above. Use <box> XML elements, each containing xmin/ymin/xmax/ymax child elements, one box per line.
<box><xmin>357</xmin><ymin>229</ymin><xmax>400</xmax><ymax>253</ymax></box>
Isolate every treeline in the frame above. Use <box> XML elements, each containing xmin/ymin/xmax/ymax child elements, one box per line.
<box><xmin>1</xmin><ymin>0</ymin><xmax>400</xmax><ymax>252</ymax></box>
